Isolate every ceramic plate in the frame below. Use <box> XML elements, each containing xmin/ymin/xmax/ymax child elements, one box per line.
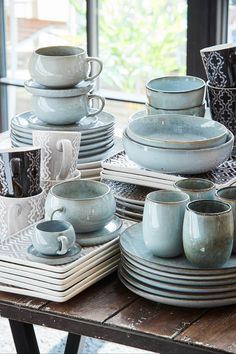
<box><xmin>77</xmin><ymin>161</ymin><xmax>102</xmax><ymax>169</ymax></box>
<box><xmin>116</xmin><ymin>200</ymin><xmax>144</xmax><ymax>212</ymax></box>
<box><xmin>79</xmin><ymin>168</ymin><xmax>102</xmax><ymax>177</ymax></box>
<box><xmin>118</xmin><ymin>271</ymin><xmax>236</xmax><ymax>308</ymax></box>
<box><xmin>116</xmin><ymin>203</ymin><xmax>143</xmax><ymax>218</ymax></box>
<box><xmin>78</xmin><ymin>141</ymin><xmax>114</xmax><ymax>157</ymax></box>
<box><xmin>120</xmin><ymin>223</ymin><xmax>236</xmax><ymax>275</ymax></box>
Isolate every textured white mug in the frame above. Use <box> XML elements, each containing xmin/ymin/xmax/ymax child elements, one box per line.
<box><xmin>32</xmin><ymin>131</ymin><xmax>81</xmax><ymax>181</ymax></box>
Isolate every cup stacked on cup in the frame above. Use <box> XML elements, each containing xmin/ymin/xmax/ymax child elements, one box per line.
<box><xmin>0</xmin><ymin>146</ymin><xmax>45</xmax><ymax>240</ymax></box>
<box><xmin>200</xmin><ymin>43</ymin><xmax>236</xmax><ymax>136</ymax></box>
<box><xmin>25</xmin><ymin>45</ymin><xmax>105</xmax><ymax>126</ymax></box>
<box><xmin>145</xmin><ymin>75</ymin><xmax>206</xmax><ymax>117</ymax></box>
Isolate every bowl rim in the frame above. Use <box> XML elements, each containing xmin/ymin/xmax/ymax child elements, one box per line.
<box><xmin>34</xmin><ymin>45</ymin><xmax>86</xmax><ymax>58</ymax></box>
<box><xmin>145</xmin><ymin>75</ymin><xmax>206</xmax><ymax>93</ymax></box>
<box><xmin>174</xmin><ymin>178</ymin><xmax>215</xmax><ymax>192</ymax></box>
<box><xmin>186</xmin><ymin>199</ymin><xmax>232</xmax><ymax>216</ymax></box>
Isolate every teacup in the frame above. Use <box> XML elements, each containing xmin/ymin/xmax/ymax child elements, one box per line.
<box><xmin>0</xmin><ymin>146</ymin><xmax>41</xmax><ymax>197</ymax></box>
<box><xmin>31</xmin><ymin>93</ymin><xmax>105</xmax><ymax>125</ymax></box>
<box><xmin>45</xmin><ymin>180</ymin><xmax>116</xmax><ymax>233</ymax></box>
<box><xmin>183</xmin><ymin>200</ymin><xmax>233</xmax><ymax>268</ymax></box>
<box><xmin>200</xmin><ymin>43</ymin><xmax>236</xmax><ymax>88</ymax></box>
<box><xmin>33</xmin><ymin>220</ymin><xmax>76</xmax><ymax>255</ymax></box>
<box><xmin>145</xmin><ymin>76</ymin><xmax>206</xmax><ymax>110</ymax></box>
<box><xmin>0</xmin><ymin>188</ymin><xmax>45</xmax><ymax>240</ymax></box>
<box><xmin>174</xmin><ymin>178</ymin><xmax>215</xmax><ymax>201</ymax></box>
<box><xmin>32</xmin><ymin>130</ymin><xmax>81</xmax><ymax>181</ymax></box>
<box><xmin>29</xmin><ymin>46</ymin><xmax>103</xmax><ymax>88</ymax></box>
<box><xmin>216</xmin><ymin>186</ymin><xmax>236</xmax><ymax>254</ymax></box>
<box><xmin>143</xmin><ymin>190</ymin><xmax>189</xmax><ymax>258</ymax></box>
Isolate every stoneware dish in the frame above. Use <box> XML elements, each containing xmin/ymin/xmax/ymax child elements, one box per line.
<box><xmin>126</xmin><ymin>114</ymin><xmax>227</xmax><ymax>149</ymax></box>
<box><xmin>45</xmin><ymin>180</ymin><xmax>116</xmax><ymax>233</ymax></box>
<box><xmin>145</xmin><ymin>102</ymin><xmax>206</xmax><ymax>117</ymax></box>
<box><xmin>28</xmin><ymin>45</ymin><xmax>103</xmax><ymax>88</ymax></box>
<box><xmin>143</xmin><ymin>190</ymin><xmax>189</xmax><ymax>258</ymax></box>
<box><xmin>183</xmin><ymin>199</ymin><xmax>234</xmax><ymax>268</ymax></box>
<box><xmin>123</xmin><ymin>130</ymin><xmax>234</xmax><ymax>174</ymax></box>
<box><xmin>174</xmin><ymin>178</ymin><xmax>216</xmax><ymax>201</ymax></box>
<box><xmin>216</xmin><ymin>186</ymin><xmax>236</xmax><ymax>254</ymax></box>
<box><xmin>146</xmin><ymin>75</ymin><xmax>206</xmax><ymax>109</ymax></box>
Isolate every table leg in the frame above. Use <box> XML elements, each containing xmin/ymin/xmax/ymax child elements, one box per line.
<box><xmin>9</xmin><ymin>319</ymin><xmax>40</xmax><ymax>354</ymax></box>
<box><xmin>64</xmin><ymin>333</ymin><xmax>83</xmax><ymax>354</ymax></box>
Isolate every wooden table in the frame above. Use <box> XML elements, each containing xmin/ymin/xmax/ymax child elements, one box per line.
<box><xmin>0</xmin><ymin>273</ymin><xmax>236</xmax><ymax>354</ymax></box>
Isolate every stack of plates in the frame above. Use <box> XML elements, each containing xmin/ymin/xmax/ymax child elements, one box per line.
<box><xmin>0</xmin><ymin>219</ymin><xmax>132</xmax><ymax>302</ymax></box>
<box><xmin>103</xmin><ymin>180</ymin><xmax>155</xmax><ymax>222</ymax></box>
<box><xmin>77</xmin><ymin>160</ymin><xmax>102</xmax><ymax>181</ymax></box>
<box><xmin>119</xmin><ymin>223</ymin><xmax>236</xmax><ymax>308</ymax></box>
<box><xmin>10</xmin><ymin>111</ymin><xmax>116</xmax><ymax>164</ymax></box>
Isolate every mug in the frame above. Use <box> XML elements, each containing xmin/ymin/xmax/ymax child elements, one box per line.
<box><xmin>29</xmin><ymin>45</ymin><xmax>103</xmax><ymax>88</ymax></box>
<box><xmin>33</xmin><ymin>220</ymin><xmax>76</xmax><ymax>255</ymax></box>
<box><xmin>174</xmin><ymin>178</ymin><xmax>215</xmax><ymax>201</ymax></box>
<box><xmin>200</xmin><ymin>43</ymin><xmax>236</xmax><ymax>88</ymax></box>
<box><xmin>142</xmin><ymin>190</ymin><xmax>189</xmax><ymax>258</ymax></box>
<box><xmin>32</xmin><ymin>130</ymin><xmax>81</xmax><ymax>181</ymax></box>
<box><xmin>0</xmin><ymin>188</ymin><xmax>45</xmax><ymax>240</ymax></box>
<box><xmin>183</xmin><ymin>199</ymin><xmax>233</xmax><ymax>268</ymax></box>
<box><xmin>216</xmin><ymin>186</ymin><xmax>236</xmax><ymax>254</ymax></box>
<box><xmin>31</xmin><ymin>93</ymin><xmax>105</xmax><ymax>125</ymax></box>
<box><xmin>0</xmin><ymin>146</ymin><xmax>41</xmax><ymax>197</ymax></box>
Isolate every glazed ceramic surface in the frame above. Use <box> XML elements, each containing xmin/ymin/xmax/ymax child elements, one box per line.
<box><xmin>0</xmin><ymin>146</ymin><xmax>41</xmax><ymax>197</ymax></box>
<box><xmin>145</xmin><ymin>102</ymin><xmax>206</xmax><ymax>117</ymax></box>
<box><xmin>143</xmin><ymin>190</ymin><xmax>189</xmax><ymax>257</ymax></box>
<box><xmin>183</xmin><ymin>200</ymin><xmax>234</xmax><ymax>268</ymax></box>
<box><xmin>123</xmin><ymin>130</ymin><xmax>234</xmax><ymax>174</ymax></box>
<box><xmin>45</xmin><ymin>180</ymin><xmax>116</xmax><ymax>233</ymax></box>
<box><xmin>0</xmin><ymin>189</ymin><xmax>45</xmax><ymax>240</ymax></box>
<box><xmin>201</xmin><ymin>43</ymin><xmax>236</xmax><ymax>88</ymax></box>
<box><xmin>216</xmin><ymin>186</ymin><xmax>236</xmax><ymax>254</ymax></box>
<box><xmin>126</xmin><ymin>114</ymin><xmax>227</xmax><ymax>149</ymax></box>
<box><xmin>32</xmin><ymin>130</ymin><xmax>81</xmax><ymax>180</ymax></box>
<box><xmin>174</xmin><ymin>178</ymin><xmax>215</xmax><ymax>201</ymax></box>
<box><xmin>29</xmin><ymin>45</ymin><xmax>103</xmax><ymax>88</ymax></box>
<box><xmin>31</xmin><ymin>93</ymin><xmax>105</xmax><ymax>125</ymax></box>
<box><xmin>207</xmin><ymin>82</ymin><xmax>236</xmax><ymax>135</ymax></box>
<box><xmin>146</xmin><ymin>76</ymin><xmax>206</xmax><ymax>109</ymax></box>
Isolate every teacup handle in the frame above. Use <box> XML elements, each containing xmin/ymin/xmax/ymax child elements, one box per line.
<box><xmin>85</xmin><ymin>57</ymin><xmax>103</xmax><ymax>81</ymax></box>
<box><xmin>87</xmin><ymin>95</ymin><xmax>105</xmax><ymax>117</ymax></box>
<box><xmin>57</xmin><ymin>234</ymin><xmax>69</xmax><ymax>255</ymax></box>
<box><xmin>50</xmin><ymin>207</ymin><xmax>65</xmax><ymax>220</ymax></box>
<box><xmin>10</xmin><ymin>157</ymin><xmax>23</xmax><ymax>197</ymax></box>
<box><xmin>8</xmin><ymin>203</ymin><xmax>22</xmax><ymax>235</ymax></box>
<box><xmin>56</xmin><ymin>139</ymin><xmax>73</xmax><ymax>180</ymax></box>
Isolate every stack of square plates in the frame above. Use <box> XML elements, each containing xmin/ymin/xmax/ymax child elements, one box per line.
<box><xmin>119</xmin><ymin>223</ymin><xmax>236</xmax><ymax>308</ymax></box>
<box><xmin>10</xmin><ymin>111</ymin><xmax>116</xmax><ymax>164</ymax></box>
<box><xmin>0</xmin><ymin>219</ymin><xmax>132</xmax><ymax>302</ymax></box>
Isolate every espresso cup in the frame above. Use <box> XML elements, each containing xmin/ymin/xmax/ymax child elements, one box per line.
<box><xmin>183</xmin><ymin>200</ymin><xmax>233</xmax><ymax>268</ymax></box>
<box><xmin>33</xmin><ymin>220</ymin><xmax>76</xmax><ymax>255</ymax></box>
<box><xmin>29</xmin><ymin>46</ymin><xmax>103</xmax><ymax>88</ymax></box>
<box><xmin>0</xmin><ymin>188</ymin><xmax>45</xmax><ymax>240</ymax></box>
<box><xmin>216</xmin><ymin>186</ymin><xmax>236</xmax><ymax>254</ymax></box>
<box><xmin>200</xmin><ymin>43</ymin><xmax>236</xmax><ymax>88</ymax></box>
<box><xmin>31</xmin><ymin>93</ymin><xmax>105</xmax><ymax>125</ymax></box>
<box><xmin>0</xmin><ymin>146</ymin><xmax>41</xmax><ymax>198</ymax></box>
<box><xmin>32</xmin><ymin>130</ymin><xmax>81</xmax><ymax>181</ymax></box>
<box><xmin>143</xmin><ymin>190</ymin><xmax>189</xmax><ymax>258</ymax></box>
<box><xmin>174</xmin><ymin>178</ymin><xmax>215</xmax><ymax>201</ymax></box>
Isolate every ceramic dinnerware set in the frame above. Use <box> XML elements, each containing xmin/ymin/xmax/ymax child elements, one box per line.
<box><xmin>201</xmin><ymin>43</ymin><xmax>236</xmax><ymax>136</ymax></box>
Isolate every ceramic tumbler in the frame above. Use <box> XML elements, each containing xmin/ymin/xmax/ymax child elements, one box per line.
<box><xmin>33</xmin><ymin>220</ymin><xmax>76</xmax><ymax>255</ymax></box>
<box><xmin>0</xmin><ymin>189</ymin><xmax>45</xmax><ymax>241</ymax></box>
<box><xmin>32</xmin><ymin>130</ymin><xmax>81</xmax><ymax>181</ymax></box>
<box><xmin>29</xmin><ymin>45</ymin><xmax>103</xmax><ymax>88</ymax></box>
<box><xmin>216</xmin><ymin>186</ymin><xmax>236</xmax><ymax>254</ymax></box>
<box><xmin>0</xmin><ymin>146</ymin><xmax>41</xmax><ymax>198</ymax></box>
<box><xmin>143</xmin><ymin>190</ymin><xmax>190</xmax><ymax>258</ymax></box>
<box><xmin>174</xmin><ymin>178</ymin><xmax>215</xmax><ymax>201</ymax></box>
<box><xmin>183</xmin><ymin>200</ymin><xmax>233</xmax><ymax>268</ymax></box>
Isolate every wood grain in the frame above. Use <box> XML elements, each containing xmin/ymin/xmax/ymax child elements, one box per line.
<box><xmin>0</xmin><ymin>292</ymin><xmax>47</xmax><ymax>309</ymax></box>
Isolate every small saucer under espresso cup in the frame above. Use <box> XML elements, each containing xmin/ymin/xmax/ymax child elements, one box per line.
<box><xmin>76</xmin><ymin>216</ymin><xmax>122</xmax><ymax>246</ymax></box>
<box><xmin>26</xmin><ymin>243</ymin><xmax>81</xmax><ymax>265</ymax></box>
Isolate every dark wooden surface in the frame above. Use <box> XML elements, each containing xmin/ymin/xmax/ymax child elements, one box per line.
<box><xmin>0</xmin><ymin>273</ymin><xmax>235</xmax><ymax>354</ymax></box>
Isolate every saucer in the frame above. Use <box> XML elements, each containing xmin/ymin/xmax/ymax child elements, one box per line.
<box><xmin>26</xmin><ymin>243</ymin><xmax>82</xmax><ymax>265</ymax></box>
<box><xmin>76</xmin><ymin>216</ymin><xmax>123</xmax><ymax>246</ymax></box>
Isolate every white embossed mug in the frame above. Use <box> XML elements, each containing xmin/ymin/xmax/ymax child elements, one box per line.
<box><xmin>0</xmin><ymin>188</ymin><xmax>45</xmax><ymax>241</ymax></box>
<box><xmin>32</xmin><ymin>130</ymin><xmax>81</xmax><ymax>181</ymax></box>
<box><xmin>29</xmin><ymin>46</ymin><xmax>103</xmax><ymax>88</ymax></box>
